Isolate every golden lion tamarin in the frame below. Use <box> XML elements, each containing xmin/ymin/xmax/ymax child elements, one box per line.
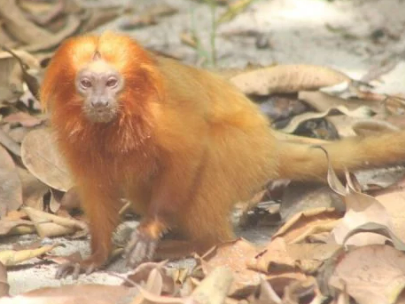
<box><xmin>40</xmin><ymin>32</ymin><xmax>405</xmax><ymax>278</ymax></box>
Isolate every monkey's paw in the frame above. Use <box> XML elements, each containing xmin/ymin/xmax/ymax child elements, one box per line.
<box><xmin>124</xmin><ymin>229</ymin><xmax>158</xmax><ymax>268</ymax></box>
<box><xmin>55</xmin><ymin>258</ymin><xmax>101</xmax><ymax>279</ymax></box>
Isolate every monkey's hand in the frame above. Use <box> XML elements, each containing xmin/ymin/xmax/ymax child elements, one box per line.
<box><xmin>124</xmin><ymin>219</ymin><xmax>167</xmax><ymax>268</ymax></box>
<box><xmin>55</xmin><ymin>253</ymin><xmax>106</xmax><ymax>279</ymax></box>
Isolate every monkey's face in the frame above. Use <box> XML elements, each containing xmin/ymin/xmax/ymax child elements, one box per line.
<box><xmin>76</xmin><ymin>60</ymin><xmax>124</xmax><ymax>123</ymax></box>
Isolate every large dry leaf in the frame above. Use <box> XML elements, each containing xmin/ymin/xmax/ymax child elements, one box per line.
<box><xmin>298</xmin><ymin>91</ymin><xmax>381</xmax><ymax>113</ymax></box>
<box><xmin>0</xmin><ymin>263</ymin><xmax>9</xmax><ymax>298</ymax></box>
<box><xmin>279</xmin><ymin>105</ymin><xmax>373</xmax><ymax>134</ymax></box>
<box><xmin>0</xmin><ymin>219</ymin><xmax>35</xmax><ymax>236</ymax></box>
<box><xmin>0</xmin><ymin>0</ymin><xmax>53</xmax><ymax>45</ymax></box>
<box><xmin>249</xmin><ymin>278</ymin><xmax>282</xmax><ymax>304</ymax></box>
<box><xmin>0</xmin><ymin>284</ymin><xmax>134</xmax><ymax>304</ymax></box>
<box><xmin>191</xmin><ymin>267</ymin><xmax>233</xmax><ymax>304</ymax></box>
<box><xmin>17</xmin><ymin>168</ymin><xmax>48</xmax><ymax>210</ymax></box>
<box><xmin>23</xmin><ymin>15</ymin><xmax>81</xmax><ymax>53</ymax></box>
<box><xmin>2</xmin><ymin>112</ymin><xmax>43</xmax><ymax>128</ymax></box>
<box><xmin>0</xmin><ymin>50</ymin><xmax>38</xmax><ymax>104</ymax></box>
<box><xmin>0</xmin><ymin>243</ymin><xmax>61</xmax><ymax>266</ymax></box>
<box><xmin>273</xmin><ymin>207</ymin><xmax>342</xmax><ymax>244</ymax></box>
<box><xmin>126</xmin><ymin>261</ymin><xmax>175</xmax><ymax>296</ymax></box>
<box><xmin>0</xmin><ymin>145</ymin><xmax>22</xmax><ymax>217</ymax></box>
<box><xmin>279</xmin><ymin>183</ymin><xmax>343</xmax><ymax>221</ymax></box>
<box><xmin>329</xmin><ymin>245</ymin><xmax>405</xmax><ymax>304</ymax></box>
<box><xmin>229</xmin><ymin>64</ymin><xmax>351</xmax><ymax>96</ymax></box>
<box><xmin>21</xmin><ymin>128</ymin><xmax>73</xmax><ymax>191</ymax></box>
<box><xmin>24</xmin><ymin>206</ymin><xmax>86</xmax><ymax>238</ymax></box>
<box><xmin>331</xmin><ymin>183</ymin><xmax>394</xmax><ymax>247</ymax></box>
<box><xmin>197</xmin><ymin>239</ymin><xmax>260</xmax><ymax>297</ymax></box>
<box><xmin>375</xmin><ymin>191</ymin><xmax>405</xmax><ymax>243</ymax></box>
<box><xmin>248</xmin><ymin>237</ymin><xmax>341</xmax><ymax>275</ymax></box>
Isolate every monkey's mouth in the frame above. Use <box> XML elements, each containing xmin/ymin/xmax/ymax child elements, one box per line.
<box><xmin>84</xmin><ymin>107</ymin><xmax>118</xmax><ymax>123</ymax></box>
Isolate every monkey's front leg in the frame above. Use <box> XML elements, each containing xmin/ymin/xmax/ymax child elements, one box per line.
<box><xmin>125</xmin><ymin>155</ymin><xmax>200</xmax><ymax>267</ymax></box>
<box><xmin>56</xmin><ymin>184</ymin><xmax>121</xmax><ymax>279</ymax></box>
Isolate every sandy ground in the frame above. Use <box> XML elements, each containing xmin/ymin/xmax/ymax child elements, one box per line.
<box><xmin>3</xmin><ymin>0</ymin><xmax>405</xmax><ymax>296</ymax></box>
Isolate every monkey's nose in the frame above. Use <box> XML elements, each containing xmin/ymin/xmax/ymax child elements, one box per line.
<box><xmin>91</xmin><ymin>99</ymin><xmax>109</xmax><ymax>108</ymax></box>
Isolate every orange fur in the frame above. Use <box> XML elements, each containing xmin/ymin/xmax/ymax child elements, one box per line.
<box><xmin>41</xmin><ymin>32</ymin><xmax>405</xmax><ymax>271</ymax></box>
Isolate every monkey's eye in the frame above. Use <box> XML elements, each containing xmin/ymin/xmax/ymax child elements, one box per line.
<box><xmin>80</xmin><ymin>78</ymin><xmax>92</xmax><ymax>89</ymax></box>
<box><xmin>106</xmin><ymin>77</ymin><xmax>118</xmax><ymax>88</ymax></box>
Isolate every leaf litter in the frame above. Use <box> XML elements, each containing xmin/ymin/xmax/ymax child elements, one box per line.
<box><xmin>1</xmin><ymin>0</ymin><xmax>405</xmax><ymax>303</ymax></box>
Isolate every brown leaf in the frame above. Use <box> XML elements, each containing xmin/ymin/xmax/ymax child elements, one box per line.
<box><xmin>0</xmin><ymin>129</ymin><xmax>21</xmax><ymax>157</ymax></box>
<box><xmin>2</xmin><ymin>284</ymin><xmax>134</xmax><ymax>304</ymax></box>
<box><xmin>375</xmin><ymin>190</ymin><xmax>405</xmax><ymax>243</ymax></box>
<box><xmin>0</xmin><ymin>243</ymin><xmax>61</xmax><ymax>266</ymax></box>
<box><xmin>0</xmin><ymin>262</ymin><xmax>9</xmax><ymax>297</ymax></box>
<box><xmin>191</xmin><ymin>266</ymin><xmax>233</xmax><ymax>304</ymax></box>
<box><xmin>126</xmin><ymin>261</ymin><xmax>176</xmax><ymax>296</ymax></box>
<box><xmin>331</xmin><ymin>182</ymin><xmax>394</xmax><ymax>247</ymax></box>
<box><xmin>0</xmin><ymin>0</ymin><xmax>53</xmax><ymax>45</ymax></box>
<box><xmin>273</xmin><ymin>207</ymin><xmax>341</xmax><ymax>243</ymax></box>
<box><xmin>279</xmin><ymin>105</ymin><xmax>372</xmax><ymax>134</ymax></box>
<box><xmin>2</xmin><ymin>112</ymin><xmax>43</xmax><ymax>128</ymax></box>
<box><xmin>229</xmin><ymin>64</ymin><xmax>351</xmax><ymax>96</ymax></box>
<box><xmin>0</xmin><ymin>219</ymin><xmax>34</xmax><ymax>236</ymax></box>
<box><xmin>329</xmin><ymin>245</ymin><xmax>405</xmax><ymax>304</ymax></box>
<box><xmin>23</xmin><ymin>15</ymin><xmax>81</xmax><ymax>52</ymax></box>
<box><xmin>298</xmin><ymin>91</ymin><xmax>381</xmax><ymax>114</ymax></box>
<box><xmin>248</xmin><ymin>238</ymin><xmax>341</xmax><ymax>275</ymax></box>
<box><xmin>0</xmin><ymin>145</ymin><xmax>22</xmax><ymax>217</ymax></box>
<box><xmin>24</xmin><ymin>206</ymin><xmax>85</xmax><ymax>238</ymax></box>
<box><xmin>249</xmin><ymin>278</ymin><xmax>281</xmax><ymax>304</ymax></box>
<box><xmin>197</xmin><ymin>238</ymin><xmax>260</xmax><ymax>297</ymax></box>
<box><xmin>0</xmin><ymin>50</ymin><xmax>38</xmax><ymax>105</ymax></box>
<box><xmin>17</xmin><ymin>168</ymin><xmax>48</xmax><ymax>210</ymax></box>
<box><xmin>21</xmin><ymin>128</ymin><xmax>73</xmax><ymax>191</ymax></box>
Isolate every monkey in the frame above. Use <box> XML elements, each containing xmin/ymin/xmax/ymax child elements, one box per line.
<box><xmin>40</xmin><ymin>32</ymin><xmax>405</xmax><ymax>278</ymax></box>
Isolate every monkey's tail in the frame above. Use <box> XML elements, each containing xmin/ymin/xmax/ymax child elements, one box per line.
<box><xmin>276</xmin><ymin>131</ymin><xmax>405</xmax><ymax>182</ymax></box>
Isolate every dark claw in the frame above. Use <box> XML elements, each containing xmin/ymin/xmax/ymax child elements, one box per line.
<box><xmin>55</xmin><ymin>261</ymin><xmax>96</xmax><ymax>279</ymax></box>
<box><xmin>124</xmin><ymin>229</ymin><xmax>158</xmax><ymax>268</ymax></box>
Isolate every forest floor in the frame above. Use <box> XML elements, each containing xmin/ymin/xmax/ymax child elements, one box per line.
<box><xmin>4</xmin><ymin>0</ymin><xmax>405</xmax><ymax>295</ymax></box>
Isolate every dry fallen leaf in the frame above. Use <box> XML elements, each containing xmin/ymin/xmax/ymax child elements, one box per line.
<box><xmin>330</xmin><ymin>178</ymin><xmax>395</xmax><ymax>246</ymax></box>
<box><xmin>0</xmin><ymin>50</ymin><xmax>38</xmax><ymax>105</ymax></box>
<box><xmin>24</xmin><ymin>206</ymin><xmax>86</xmax><ymax>238</ymax></box>
<box><xmin>375</xmin><ymin>190</ymin><xmax>405</xmax><ymax>243</ymax></box>
<box><xmin>2</xmin><ymin>112</ymin><xmax>44</xmax><ymax>128</ymax></box>
<box><xmin>279</xmin><ymin>105</ymin><xmax>373</xmax><ymax>134</ymax></box>
<box><xmin>21</xmin><ymin>128</ymin><xmax>73</xmax><ymax>191</ymax></box>
<box><xmin>0</xmin><ymin>219</ymin><xmax>35</xmax><ymax>236</ymax></box>
<box><xmin>0</xmin><ymin>284</ymin><xmax>134</xmax><ymax>304</ymax></box>
<box><xmin>197</xmin><ymin>238</ymin><xmax>260</xmax><ymax>297</ymax></box>
<box><xmin>0</xmin><ymin>243</ymin><xmax>61</xmax><ymax>266</ymax></box>
<box><xmin>248</xmin><ymin>237</ymin><xmax>341</xmax><ymax>275</ymax></box>
<box><xmin>249</xmin><ymin>278</ymin><xmax>282</xmax><ymax>304</ymax></box>
<box><xmin>329</xmin><ymin>245</ymin><xmax>405</xmax><ymax>304</ymax></box>
<box><xmin>191</xmin><ymin>266</ymin><xmax>233</xmax><ymax>304</ymax></box>
<box><xmin>126</xmin><ymin>261</ymin><xmax>176</xmax><ymax>297</ymax></box>
<box><xmin>0</xmin><ymin>145</ymin><xmax>22</xmax><ymax>217</ymax></box>
<box><xmin>0</xmin><ymin>262</ymin><xmax>9</xmax><ymax>298</ymax></box>
<box><xmin>273</xmin><ymin>207</ymin><xmax>342</xmax><ymax>244</ymax></box>
<box><xmin>230</xmin><ymin>64</ymin><xmax>351</xmax><ymax>96</ymax></box>
<box><xmin>0</xmin><ymin>0</ymin><xmax>53</xmax><ymax>45</ymax></box>
<box><xmin>17</xmin><ymin>167</ymin><xmax>49</xmax><ymax>210</ymax></box>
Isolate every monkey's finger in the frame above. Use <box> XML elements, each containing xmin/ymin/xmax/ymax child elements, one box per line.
<box><xmin>72</xmin><ymin>263</ymin><xmax>81</xmax><ymax>280</ymax></box>
<box><xmin>86</xmin><ymin>263</ymin><xmax>96</xmax><ymax>276</ymax></box>
<box><xmin>55</xmin><ymin>262</ymin><xmax>75</xmax><ymax>279</ymax></box>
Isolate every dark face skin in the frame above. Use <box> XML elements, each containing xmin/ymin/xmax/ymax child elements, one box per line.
<box><xmin>76</xmin><ymin>59</ymin><xmax>124</xmax><ymax>123</ymax></box>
